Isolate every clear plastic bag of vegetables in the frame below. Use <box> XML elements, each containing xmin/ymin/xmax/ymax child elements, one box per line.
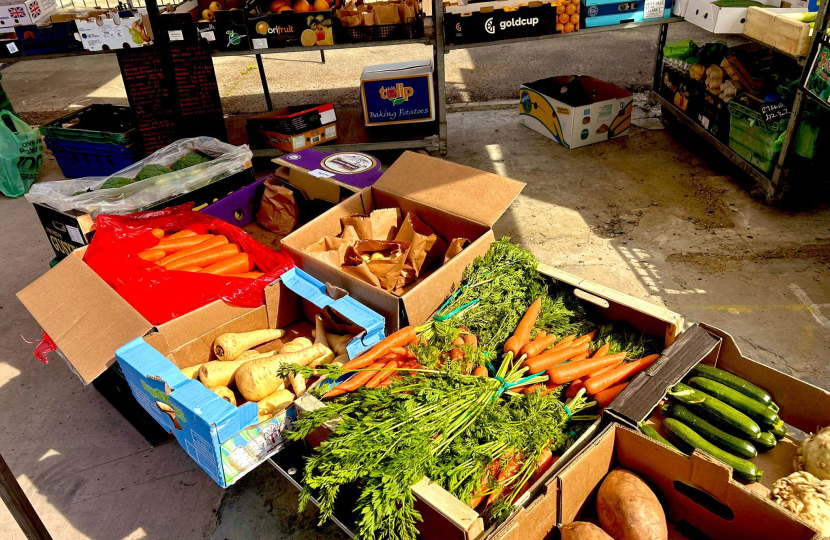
<box><xmin>25</xmin><ymin>137</ymin><xmax>252</xmax><ymax>216</ymax></box>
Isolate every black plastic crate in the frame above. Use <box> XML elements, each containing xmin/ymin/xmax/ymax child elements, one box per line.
<box><xmin>338</xmin><ymin>16</ymin><xmax>424</xmax><ymax>43</ymax></box>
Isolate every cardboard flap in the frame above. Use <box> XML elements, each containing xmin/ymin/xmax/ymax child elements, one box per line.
<box><xmin>374</xmin><ymin>152</ymin><xmax>525</xmax><ymax>227</ymax></box>
<box><xmin>16</xmin><ymin>252</ymin><xmax>153</xmax><ymax>384</ymax></box>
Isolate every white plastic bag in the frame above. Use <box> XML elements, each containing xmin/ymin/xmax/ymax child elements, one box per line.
<box><xmin>26</xmin><ymin>137</ymin><xmax>252</xmax><ymax>216</ymax></box>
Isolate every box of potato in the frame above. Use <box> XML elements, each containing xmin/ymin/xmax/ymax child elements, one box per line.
<box><xmin>115</xmin><ymin>267</ymin><xmax>385</xmax><ymax>487</ymax></box>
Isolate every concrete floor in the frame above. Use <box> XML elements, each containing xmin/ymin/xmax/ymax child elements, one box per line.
<box><xmin>1</xmin><ymin>32</ymin><xmax>830</xmax><ymax>540</ymax></box>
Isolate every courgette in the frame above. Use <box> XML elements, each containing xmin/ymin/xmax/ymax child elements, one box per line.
<box><xmin>688</xmin><ymin>377</ymin><xmax>780</xmax><ymax>428</ymax></box>
<box><xmin>770</xmin><ymin>421</ymin><xmax>788</xmax><ymax>439</ymax></box>
<box><xmin>662</xmin><ymin>418</ymin><xmax>763</xmax><ymax>483</ymax></box>
<box><xmin>689</xmin><ymin>364</ymin><xmax>779</xmax><ymax>412</ymax></box>
<box><xmin>639</xmin><ymin>422</ymin><xmax>679</xmax><ymax>450</ymax></box>
<box><xmin>661</xmin><ymin>402</ymin><xmax>757</xmax><ymax>459</ymax></box>
<box><xmin>754</xmin><ymin>431</ymin><xmax>777</xmax><ymax>452</ymax></box>
<box><xmin>669</xmin><ymin>382</ymin><xmax>761</xmax><ymax>439</ymax></box>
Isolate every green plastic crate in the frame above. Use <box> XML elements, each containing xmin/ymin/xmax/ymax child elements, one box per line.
<box><xmin>728</xmin><ymin>100</ymin><xmax>789</xmax><ymax>174</ymax></box>
<box><xmin>39</xmin><ymin>104</ymin><xmax>136</xmax><ymax>146</ymax></box>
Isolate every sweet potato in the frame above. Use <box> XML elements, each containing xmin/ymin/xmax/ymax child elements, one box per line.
<box><xmin>561</xmin><ymin>522</ymin><xmax>614</xmax><ymax>540</ymax></box>
<box><xmin>596</xmin><ymin>468</ymin><xmax>667</xmax><ymax>540</ymax></box>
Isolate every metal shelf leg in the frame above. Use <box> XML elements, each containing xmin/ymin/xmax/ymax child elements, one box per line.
<box><xmin>434</xmin><ymin>0</ymin><xmax>448</xmax><ymax>155</ymax></box>
<box><xmin>650</xmin><ymin>23</ymin><xmax>669</xmax><ymax>104</ymax></box>
<box><xmin>256</xmin><ymin>54</ymin><xmax>274</xmax><ymax>111</ymax></box>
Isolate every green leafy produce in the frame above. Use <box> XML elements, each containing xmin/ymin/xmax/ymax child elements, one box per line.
<box><xmin>171</xmin><ymin>151</ymin><xmax>212</xmax><ymax>171</ymax></box>
<box><xmin>101</xmin><ymin>176</ymin><xmax>136</xmax><ymax>189</ymax></box>
<box><xmin>135</xmin><ymin>164</ymin><xmax>174</xmax><ymax>181</ymax></box>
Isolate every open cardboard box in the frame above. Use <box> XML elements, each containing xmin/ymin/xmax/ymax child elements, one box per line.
<box><xmin>113</xmin><ymin>267</ymin><xmax>385</xmax><ymax>487</ymax></box>
<box><xmin>270</xmin><ymin>262</ymin><xmax>690</xmax><ymax>540</ymax></box>
<box><xmin>551</xmin><ymin>423</ymin><xmax>820</xmax><ymax>539</ymax></box>
<box><xmin>281</xmin><ymin>151</ymin><xmax>526</xmax><ymax>332</ymax></box>
<box><xmin>606</xmin><ymin>322</ymin><xmax>830</xmax><ymax>495</ymax></box>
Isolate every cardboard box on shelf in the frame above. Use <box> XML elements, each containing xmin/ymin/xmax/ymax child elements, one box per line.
<box><xmin>550</xmin><ymin>423</ymin><xmax>821</xmax><ymax>539</ymax></box>
<box><xmin>443</xmin><ymin>1</ymin><xmax>556</xmax><ymax>45</ymax></box>
<box><xmin>605</xmin><ymin>322</ymin><xmax>830</xmax><ymax>494</ymax></box>
<box><xmin>249</xmin><ymin>122</ymin><xmax>337</xmax><ymax>152</ymax></box>
<box><xmin>114</xmin><ymin>267</ymin><xmax>385</xmax><ymax>487</ymax></box>
<box><xmin>74</xmin><ymin>11</ymin><xmax>153</xmax><ymax>51</ymax></box>
<box><xmin>31</xmin><ymin>166</ymin><xmax>257</xmax><ymax>260</ymax></box>
<box><xmin>743</xmin><ymin>6</ymin><xmax>814</xmax><ymax>58</ymax></box>
<box><xmin>160</xmin><ymin>10</ymin><xmax>250</xmax><ymax>52</ymax></box>
<box><xmin>281</xmin><ymin>151</ymin><xmax>524</xmax><ymax>332</ymax></box>
<box><xmin>0</xmin><ymin>0</ymin><xmax>56</xmax><ymax>27</ymax></box>
<box><xmin>279</xmin><ymin>262</ymin><xmax>685</xmax><ymax>540</ymax></box>
<box><xmin>684</xmin><ymin>0</ymin><xmax>785</xmax><ymax>34</ymax></box>
<box><xmin>582</xmin><ymin>0</ymin><xmax>672</xmax><ymax>27</ymax></box>
<box><xmin>360</xmin><ymin>59</ymin><xmax>435</xmax><ymax>126</ymax></box>
<box><xmin>247</xmin><ymin>8</ymin><xmax>334</xmax><ymax>49</ymax></box>
<box><xmin>519</xmin><ymin>75</ymin><xmax>633</xmax><ymax>149</ymax></box>
<box><xmin>272</xmin><ymin>148</ymin><xmax>383</xmax><ymax>204</ymax></box>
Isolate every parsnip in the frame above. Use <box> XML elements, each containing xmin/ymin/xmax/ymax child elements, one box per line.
<box><xmin>214</xmin><ymin>329</ymin><xmax>285</xmax><ymax>361</ymax></box>
<box><xmin>180</xmin><ymin>363</ymin><xmax>205</xmax><ymax>380</ymax></box>
<box><xmin>257</xmin><ymin>389</ymin><xmax>295</xmax><ymax>417</ymax></box>
<box><xmin>235</xmin><ymin>349</ymin><xmax>262</xmax><ymax>362</ymax></box>
<box><xmin>199</xmin><ymin>359</ymin><xmax>249</xmax><ymax>388</ymax></box>
<box><xmin>330</xmin><ymin>353</ymin><xmax>348</xmax><ymax>368</ymax></box>
<box><xmin>236</xmin><ymin>343</ymin><xmax>328</xmax><ymax>401</ymax></box>
<box><xmin>326</xmin><ymin>334</ymin><xmax>354</xmax><ymax>356</ymax></box>
<box><xmin>308</xmin><ymin>315</ymin><xmax>336</xmax><ymax>370</ymax></box>
<box><xmin>211</xmin><ymin>386</ymin><xmax>237</xmax><ymax>406</ymax></box>
<box><xmin>280</xmin><ymin>338</ymin><xmax>312</xmax><ymax>397</ymax></box>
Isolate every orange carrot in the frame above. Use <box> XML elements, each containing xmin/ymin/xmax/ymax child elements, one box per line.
<box><xmin>464</xmin><ymin>333</ymin><xmax>478</xmax><ymax>347</ymax></box>
<box><xmin>503</xmin><ymin>336</ymin><xmax>522</xmax><ymax>357</ymax></box>
<box><xmin>150</xmin><ymin>228</ymin><xmax>165</xmax><ymax>239</ymax></box>
<box><xmin>541</xmin><ymin>381</ymin><xmax>562</xmax><ymax>396</ymax></box>
<box><xmin>168</xmin><ymin>229</ymin><xmax>197</xmax><ymax>239</ymax></box>
<box><xmin>199</xmin><ymin>252</ymin><xmax>252</xmax><ymax>276</ymax></box>
<box><xmin>324</xmin><ymin>388</ymin><xmax>347</xmax><ymax>398</ymax></box>
<box><xmin>551</xmin><ymin>353</ymin><xmax>626</xmax><ymax>384</ymax></box>
<box><xmin>584</xmin><ymin>354</ymin><xmax>659</xmax><ymax>395</ymax></box>
<box><xmin>229</xmin><ymin>272</ymin><xmax>264</xmax><ymax>279</ymax></box>
<box><xmin>473</xmin><ymin>366</ymin><xmax>488</xmax><ymax>377</ymax></box>
<box><xmin>177</xmin><ymin>265</ymin><xmax>203</xmax><ymax>272</ymax></box>
<box><xmin>595</xmin><ymin>382</ymin><xmax>630</xmax><ymax>408</ymax></box>
<box><xmin>565</xmin><ymin>379</ymin><xmax>585</xmax><ymax>398</ymax></box>
<box><xmin>524</xmin><ymin>342</ymin><xmax>591</xmax><ymax>374</ymax></box>
<box><xmin>156</xmin><ymin>234</ymin><xmax>215</xmax><ymax>253</ymax></box>
<box><xmin>586</xmin><ymin>358</ymin><xmax>625</xmax><ymax>379</ymax></box>
<box><xmin>505</xmin><ymin>297</ymin><xmax>542</xmax><ymax>356</ymax></box>
<box><xmin>571</xmin><ymin>330</ymin><xmax>598</xmax><ymax>348</ymax></box>
<box><xmin>486</xmin><ymin>455</ymin><xmax>520</xmax><ymax>506</ymax></box>
<box><xmin>569</xmin><ymin>352</ymin><xmax>590</xmax><ymax>363</ymax></box>
<box><xmin>469</xmin><ymin>460</ymin><xmax>500</xmax><ymax>509</ymax></box>
<box><xmin>366</xmin><ymin>360</ymin><xmax>400</xmax><ymax>389</ymax></box>
<box><xmin>547</xmin><ymin>353</ymin><xmax>629</xmax><ymax>385</ymax></box>
<box><xmin>138</xmin><ymin>249</ymin><xmax>166</xmax><ymax>262</ymax></box>
<box><xmin>450</xmin><ymin>336</ymin><xmax>465</xmax><ymax>361</ymax></box>
<box><xmin>551</xmin><ymin>334</ymin><xmax>576</xmax><ymax>351</ymax></box>
<box><xmin>166</xmin><ymin>244</ymin><xmax>240</xmax><ymax>271</ymax></box>
<box><xmin>324</xmin><ymin>361</ymin><xmax>386</xmax><ymax>397</ymax></box>
<box><xmin>376</xmin><ymin>378</ymin><xmax>395</xmax><ymax>388</ymax></box>
<box><xmin>158</xmin><ymin>235</ymin><xmax>229</xmax><ymax>266</ymax></box>
<box><xmin>341</xmin><ymin>326</ymin><xmax>417</xmax><ymax>370</ymax></box>
<box><xmin>511</xmin><ymin>448</ymin><xmax>557</xmax><ymax>503</ymax></box>
<box><xmin>591</xmin><ymin>343</ymin><xmax>610</xmax><ymax>358</ymax></box>
<box><xmin>520</xmin><ymin>333</ymin><xmax>558</xmax><ymax>358</ymax></box>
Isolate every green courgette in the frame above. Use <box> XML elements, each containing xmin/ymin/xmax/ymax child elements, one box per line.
<box><xmin>639</xmin><ymin>422</ymin><xmax>679</xmax><ymax>450</ymax></box>
<box><xmin>661</xmin><ymin>402</ymin><xmax>757</xmax><ymax>459</ymax></box>
<box><xmin>770</xmin><ymin>421</ymin><xmax>788</xmax><ymax>439</ymax></box>
<box><xmin>690</xmin><ymin>364</ymin><xmax>779</xmax><ymax>412</ymax></box>
<box><xmin>669</xmin><ymin>382</ymin><xmax>761</xmax><ymax>439</ymax></box>
<box><xmin>754</xmin><ymin>431</ymin><xmax>777</xmax><ymax>452</ymax></box>
<box><xmin>662</xmin><ymin>418</ymin><xmax>763</xmax><ymax>483</ymax></box>
<box><xmin>688</xmin><ymin>377</ymin><xmax>780</xmax><ymax>428</ymax></box>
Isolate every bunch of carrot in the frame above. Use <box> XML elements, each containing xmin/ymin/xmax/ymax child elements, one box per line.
<box><xmin>468</xmin><ymin>446</ymin><xmax>558</xmax><ymax>511</ymax></box>
<box><xmin>137</xmin><ymin>228</ymin><xmax>264</xmax><ymax>279</ymax></box>
<box><xmin>323</xmin><ymin>326</ymin><xmax>420</xmax><ymax>398</ymax></box>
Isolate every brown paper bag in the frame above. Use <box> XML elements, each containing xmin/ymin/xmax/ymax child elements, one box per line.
<box><xmin>342</xmin><ymin>239</ymin><xmax>410</xmax><ymax>293</ymax></box>
<box><xmin>302</xmin><ymin>236</ymin><xmax>355</xmax><ymax>268</ymax></box>
<box><xmin>340</xmin><ymin>208</ymin><xmax>401</xmax><ymax>240</ymax></box>
<box><xmin>394</xmin><ymin>212</ymin><xmax>447</xmax><ymax>283</ymax></box>
<box><xmin>256</xmin><ymin>178</ymin><xmax>299</xmax><ymax>235</ymax></box>
<box><xmin>373</xmin><ymin>3</ymin><xmax>401</xmax><ymax>24</ymax></box>
<box><xmin>443</xmin><ymin>238</ymin><xmax>469</xmax><ymax>265</ymax></box>
<box><xmin>397</xmin><ymin>1</ymin><xmax>415</xmax><ymax>22</ymax></box>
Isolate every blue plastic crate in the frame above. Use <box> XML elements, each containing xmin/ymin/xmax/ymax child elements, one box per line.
<box><xmin>45</xmin><ymin>137</ymin><xmax>142</xmax><ymax>178</ymax></box>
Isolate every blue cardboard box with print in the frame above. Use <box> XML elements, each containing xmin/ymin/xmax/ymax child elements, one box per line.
<box><xmin>360</xmin><ymin>59</ymin><xmax>435</xmax><ymax>127</ymax></box>
<box><xmin>115</xmin><ymin>267</ymin><xmax>385</xmax><ymax>487</ymax></box>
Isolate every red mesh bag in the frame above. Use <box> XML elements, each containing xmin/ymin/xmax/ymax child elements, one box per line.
<box><xmin>82</xmin><ymin>204</ymin><xmax>294</xmax><ymax>325</ymax></box>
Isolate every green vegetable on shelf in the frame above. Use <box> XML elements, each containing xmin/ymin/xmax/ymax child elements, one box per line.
<box><xmin>101</xmin><ymin>176</ymin><xmax>136</xmax><ymax>190</ymax></box>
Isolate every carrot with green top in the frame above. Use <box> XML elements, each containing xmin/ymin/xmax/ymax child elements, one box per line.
<box><xmin>546</xmin><ymin>353</ymin><xmax>628</xmax><ymax>385</ymax></box>
<box><xmin>591</xmin><ymin>343</ymin><xmax>610</xmax><ymax>358</ymax></box>
<box><xmin>520</xmin><ymin>333</ymin><xmax>558</xmax><ymax>358</ymax></box>
<box><xmin>523</xmin><ymin>341</ymin><xmax>591</xmax><ymax>374</ymax></box>
<box><xmin>324</xmin><ymin>361</ymin><xmax>386</xmax><ymax>397</ymax></box>
<box><xmin>504</xmin><ymin>297</ymin><xmax>542</xmax><ymax>356</ymax></box>
<box><xmin>586</xmin><ymin>358</ymin><xmax>625</xmax><ymax>379</ymax></box>
<box><xmin>551</xmin><ymin>334</ymin><xmax>576</xmax><ymax>351</ymax></box>
<box><xmin>340</xmin><ymin>326</ymin><xmax>416</xmax><ymax>371</ymax></box>
<box><xmin>571</xmin><ymin>330</ymin><xmax>598</xmax><ymax>348</ymax></box>
<box><xmin>473</xmin><ymin>366</ymin><xmax>488</xmax><ymax>377</ymax></box>
<box><xmin>595</xmin><ymin>382</ymin><xmax>630</xmax><ymax>408</ymax></box>
<box><xmin>583</xmin><ymin>354</ymin><xmax>659</xmax><ymax>395</ymax></box>
<box><xmin>366</xmin><ymin>360</ymin><xmax>400</xmax><ymax>389</ymax></box>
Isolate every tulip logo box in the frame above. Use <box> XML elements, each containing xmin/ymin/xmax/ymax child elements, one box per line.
<box><xmin>360</xmin><ymin>59</ymin><xmax>435</xmax><ymax>127</ymax></box>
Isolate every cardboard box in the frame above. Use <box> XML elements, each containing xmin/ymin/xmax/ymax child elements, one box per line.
<box><xmin>606</xmin><ymin>323</ymin><xmax>830</xmax><ymax>493</ymax></box>
<box><xmin>0</xmin><ymin>0</ymin><xmax>56</xmax><ymax>27</ymax></box>
<box><xmin>161</xmin><ymin>10</ymin><xmax>250</xmax><ymax>52</ymax></box>
<box><xmin>31</xmin><ymin>166</ymin><xmax>257</xmax><ymax>260</ymax></box>
<box><xmin>582</xmin><ymin>0</ymin><xmax>672</xmax><ymax>27</ymax></box>
<box><xmin>281</xmin><ymin>151</ymin><xmax>524</xmax><ymax>332</ymax></box>
<box><xmin>247</xmin><ymin>8</ymin><xmax>334</xmax><ymax>50</ymax></box>
<box><xmin>250</xmin><ymin>122</ymin><xmax>337</xmax><ymax>152</ymax></box>
<box><xmin>519</xmin><ymin>75</ymin><xmax>633</xmax><ymax>149</ymax></box>
<box><xmin>272</xmin><ymin>148</ymin><xmax>383</xmax><ymax>204</ymax></box>
<box><xmin>74</xmin><ymin>12</ymin><xmax>152</xmax><ymax>51</ymax></box>
<box><xmin>744</xmin><ymin>6</ymin><xmax>814</xmax><ymax>58</ymax></box>
<box><xmin>114</xmin><ymin>267</ymin><xmax>385</xmax><ymax>487</ymax></box>
<box><xmin>360</xmin><ymin>59</ymin><xmax>436</xmax><ymax>126</ymax></box>
<box><xmin>275</xmin><ymin>262</ymin><xmax>685</xmax><ymax>540</ymax></box>
<box><xmin>684</xmin><ymin>0</ymin><xmax>783</xmax><ymax>34</ymax></box>
<box><xmin>246</xmin><ymin>103</ymin><xmax>336</xmax><ymax>137</ymax></box>
<box><xmin>443</xmin><ymin>2</ymin><xmax>556</xmax><ymax>45</ymax></box>
<box><xmin>552</xmin><ymin>423</ymin><xmax>821</xmax><ymax>539</ymax></box>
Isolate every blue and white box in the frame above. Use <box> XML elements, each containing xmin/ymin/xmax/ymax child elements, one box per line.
<box><xmin>115</xmin><ymin>267</ymin><xmax>385</xmax><ymax>488</ymax></box>
<box><xmin>360</xmin><ymin>59</ymin><xmax>435</xmax><ymax>127</ymax></box>
<box><xmin>582</xmin><ymin>0</ymin><xmax>672</xmax><ymax>27</ymax></box>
